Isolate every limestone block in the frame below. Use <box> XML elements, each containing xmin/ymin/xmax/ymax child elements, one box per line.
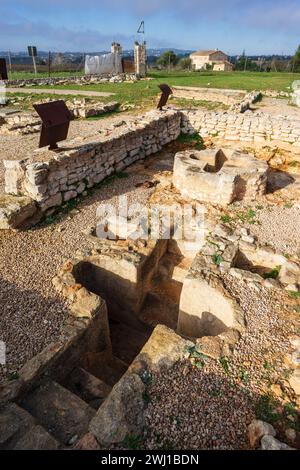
<box><xmin>4</xmin><ymin>160</ymin><xmax>27</xmax><ymax>195</ymax></box>
<box><xmin>23</xmin><ymin>179</ymin><xmax>47</xmax><ymax>201</ymax></box>
<box><xmin>261</xmin><ymin>435</ymin><xmax>295</xmax><ymax>450</ymax></box>
<box><xmin>71</xmin><ymin>290</ymin><xmax>102</xmax><ymax>318</ymax></box>
<box><xmin>248</xmin><ymin>419</ymin><xmax>276</xmax><ymax>448</ymax></box>
<box><xmin>0</xmin><ymin>195</ymin><xmax>36</xmax><ymax>230</ymax></box>
<box><xmin>0</xmin><ymin>404</ymin><xmax>35</xmax><ymax>450</ymax></box>
<box><xmin>63</xmin><ymin>190</ymin><xmax>78</xmax><ymax>202</ymax></box>
<box><xmin>42</xmin><ymin>193</ymin><xmax>62</xmax><ymax>210</ymax></box>
<box><xmin>26</xmin><ymin>162</ymin><xmax>48</xmax><ymax>185</ymax></box>
<box><xmin>131</xmin><ymin>324</ymin><xmax>193</xmax><ymax>374</ymax></box>
<box><xmin>89</xmin><ymin>373</ymin><xmax>145</xmax><ymax>445</ymax></box>
<box><xmin>278</xmin><ymin>261</ymin><xmax>300</xmax><ymax>287</ymax></box>
<box><xmin>178</xmin><ymin>269</ymin><xmax>245</xmax><ymax>339</ymax></box>
<box><xmin>14</xmin><ymin>425</ymin><xmax>60</xmax><ymax>450</ymax></box>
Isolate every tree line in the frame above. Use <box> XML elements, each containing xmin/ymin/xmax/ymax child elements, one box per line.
<box><xmin>154</xmin><ymin>46</ymin><xmax>300</xmax><ymax>72</ymax></box>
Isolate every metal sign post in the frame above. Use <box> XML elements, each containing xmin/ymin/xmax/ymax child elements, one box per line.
<box><xmin>157</xmin><ymin>84</ymin><xmax>173</xmax><ymax>110</ymax></box>
<box><xmin>28</xmin><ymin>46</ymin><xmax>38</xmax><ymax>75</ymax></box>
<box><xmin>8</xmin><ymin>51</ymin><xmax>12</xmax><ymax>75</ymax></box>
<box><xmin>48</xmin><ymin>51</ymin><xmax>51</xmax><ymax>77</ymax></box>
<box><xmin>0</xmin><ymin>58</ymin><xmax>8</xmax><ymax>80</ymax></box>
<box><xmin>33</xmin><ymin>100</ymin><xmax>72</xmax><ymax>150</ymax></box>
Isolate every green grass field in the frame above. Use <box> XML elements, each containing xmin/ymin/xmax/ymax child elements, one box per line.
<box><xmin>8</xmin><ymin>70</ymin><xmax>84</xmax><ymax>80</ymax></box>
<box><xmin>9</xmin><ymin>70</ymin><xmax>300</xmax><ymax>90</ymax></box>
<box><xmin>6</xmin><ymin>70</ymin><xmax>300</xmax><ymax>112</ymax></box>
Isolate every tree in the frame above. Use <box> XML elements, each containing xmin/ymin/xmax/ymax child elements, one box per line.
<box><xmin>235</xmin><ymin>54</ymin><xmax>258</xmax><ymax>72</ymax></box>
<box><xmin>291</xmin><ymin>45</ymin><xmax>300</xmax><ymax>72</ymax></box>
<box><xmin>156</xmin><ymin>50</ymin><xmax>179</xmax><ymax>69</ymax></box>
<box><xmin>178</xmin><ymin>57</ymin><xmax>192</xmax><ymax>70</ymax></box>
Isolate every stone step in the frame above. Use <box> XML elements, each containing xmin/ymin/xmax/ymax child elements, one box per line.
<box><xmin>110</xmin><ymin>320</ymin><xmax>151</xmax><ymax>365</ymax></box>
<box><xmin>95</xmin><ymin>355</ymin><xmax>129</xmax><ymax>388</ymax></box>
<box><xmin>20</xmin><ymin>380</ymin><xmax>95</xmax><ymax>446</ymax></box>
<box><xmin>63</xmin><ymin>367</ymin><xmax>112</xmax><ymax>410</ymax></box>
<box><xmin>0</xmin><ymin>403</ymin><xmax>35</xmax><ymax>450</ymax></box>
<box><xmin>13</xmin><ymin>424</ymin><xmax>60</xmax><ymax>450</ymax></box>
<box><xmin>0</xmin><ymin>403</ymin><xmax>61</xmax><ymax>450</ymax></box>
<box><xmin>172</xmin><ymin>258</ymin><xmax>192</xmax><ymax>283</ymax></box>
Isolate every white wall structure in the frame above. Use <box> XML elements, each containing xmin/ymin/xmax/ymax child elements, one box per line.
<box><xmin>292</xmin><ymin>80</ymin><xmax>300</xmax><ymax>108</ymax></box>
<box><xmin>85</xmin><ymin>43</ymin><xmax>123</xmax><ymax>75</ymax></box>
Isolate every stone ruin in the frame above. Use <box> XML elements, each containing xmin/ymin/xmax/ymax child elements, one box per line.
<box><xmin>1</xmin><ymin>209</ymin><xmax>299</xmax><ymax>449</ymax></box>
<box><xmin>0</xmin><ymin>100</ymin><xmax>120</xmax><ymax>136</ymax></box>
<box><xmin>173</xmin><ymin>148</ymin><xmax>268</xmax><ymax>205</ymax></box>
<box><xmin>134</xmin><ymin>41</ymin><xmax>147</xmax><ymax>78</ymax></box>
<box><xmin>291</xmin><ymin>80</ymin><xmax>300</xmax><ymax>108</ymax></box>
<box><xmin>173</xmin><ymin>87</ymin><xmax>261</xmax><ymax>113</ymax></box>
<box><xmin>2</xmin><ymin>110</ymin><xmax>181</xmax><ymax>227</ymax></box>
<box><xmin>1</xmin><ymin>109</ymin><xmax>300</xmax><ymax>449</ymax></box>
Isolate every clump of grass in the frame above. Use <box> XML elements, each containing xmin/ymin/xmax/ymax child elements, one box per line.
<box><xmin>283</xmin><ymin>402</ymin><xmax>297</xmax><ymax>416</ymax></box>
<box><xmin>263</xmin><ymin>360</ymin><xmax>273</xmax><ymax>370</ymax></box>
<box><xmin>142</xmin><ymin>391</ymin><xmax>151</xmax><ymax>404</ymax></box>
<box><xmin>256</xmin><ymin>394</ymin><xmax>280</xmax><ymax>423</ymax></box>
<box><xmin>177</xmin><ymin>132</ymin><xmax>205</xmax><ymax>150</ymax></box>
<box><xmin>7</xmin><ymin>371</ymin><xmax>19</xmax><ymax>381</ymax></box>
<box><xmin>219</xmin><ymin>356</ymin><xmax>231</xmax><ymax>375</ymax></box>
<box><xmin>262</xmin><ymin>265</ymin><xmax>281</xmax><ymax>280</ymax></box>
<box><xmin>187</xmin><ymin>346</ymin><xmax>209</xmax><ymax>368</ymax></box>
<box><xmin>173</xmin><ymin>97</ymin><xmax>228</xmax><ymax>112</ymax></box>
<box><xmin>289</xmin><ymin>161</ymin><xmax>300</xmax><ymax>168</ymax></box>
<box><xmin>141</xmin><ymin>370</ymin><xmax>153</xmax><ymax>386</ymax></box>
<box><xmin>236</xmin><ymin>208</ymin><xmax>257</xmax><ymax>224</ymax></box>
<box><xmin>220</xmin><ymin>214</ymin><xmax>232</xmax><ymax>224</ymax></box>
<box><xmin>289</xmin><ymin>291</ymin><xmax>300</xmax><ymax>300</ymax></box>
<box><xmin>239</xmin><ymin>368</ymin><xmax>250</xmax><ymax>384</ymax></box>
<box><xmin>121</xmin><ymin>434</ymin><xmax>143</xmax><ymax>450</ymax></box>
<box><xmin>212</xmin><ymin>253</ymin><xmax>223</xmax><ymax>266</ymax></box>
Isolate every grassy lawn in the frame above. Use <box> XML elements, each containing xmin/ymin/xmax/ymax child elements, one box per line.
<box><xmin>150</xmin><ymin>70</ymin><xmax>300</xmax><ymax>91</ymax></box>
<box><xmin>7</xmin><ymin>70</ymin><xmax>84</xmax><ymax>80</ymax></box>
<box><xmin>5</xmin><ymin>91</ymin><xmax>100</xmax><ymax>111</ymax></box>
<box><xmin>5</xmin><ymin>70</ymin><xmax>300</xmax><ymax>112</ymax></box>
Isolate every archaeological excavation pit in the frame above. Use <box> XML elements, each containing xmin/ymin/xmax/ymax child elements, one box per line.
<box><xmin>70</xmin><ymin>239</ymin><xmax>190</xmax><ymax>350</ymax></box>
<box><xmin>53</xmin><ymin>227</ymin><xmax>247</xmax><ymax>358</ymax></box>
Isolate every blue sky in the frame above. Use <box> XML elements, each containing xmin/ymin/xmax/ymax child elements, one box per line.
<box><xmin>0</xmin><ymin>0</ymin><xmax>299</xmax><ymax>54</ymax></box>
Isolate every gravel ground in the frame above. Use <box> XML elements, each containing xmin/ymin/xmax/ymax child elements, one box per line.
<box><xmin>143</xmin><ymin>277</ymin><xmax>297</xmax><ymax>450</ymax></box>
<box><xmin>0</xmin><ymin>167</ymin><xmax>154</xmax><ymax>382</ymax></box>
<box><xmin>254</xmin><ymin>97</ymin><xmax>300</xmax><ymax>120</ymax></box>
<box><xmin>245</xmin><ymin>205</ymin><xmax>300</xmax><ymax>256</ymax></box>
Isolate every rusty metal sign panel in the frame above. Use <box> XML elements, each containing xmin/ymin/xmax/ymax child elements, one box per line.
<box><xmin>157</xmin><ymin>83</ymin><xmax>173</xmax><ymax>110</ymax></box>
<box><xmin>28</xmin><ymin>46</ymin><xmax>37</xmax><ymax>57</ymax></box>
<box><xmin>33</xmin><ymin>100</ymin><xmax>72</xmax><ymax>149</ymax></box>
<box><xmin>0</xmin><ymin>58</ymin><xmax>8</xmax><ymax>80</ymax></box>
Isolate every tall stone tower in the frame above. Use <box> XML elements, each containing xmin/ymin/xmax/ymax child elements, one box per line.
<box><xmin>134</xmin><ymin>41</ymin><xmax>147</xmax><ymax>77</ymax></box>
<box><xmin>111</xmin><ymin>42</ymin><xmax>123</xmax><ymax>74</ymax></box>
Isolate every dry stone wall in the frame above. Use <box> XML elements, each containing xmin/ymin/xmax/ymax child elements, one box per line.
<box><xmin>0</xmin><ymin>101</ymin><xmax>119</xmax><ymax>136</ymax></box>
<box><xmin>181</xmin><ymin>109</ymin><xmax>300</xmax><ymax>147</ymax></box>
<box><xmin>4</xmin><ymin>73</ymin><xmax>137</xmax><ymax>87</ymax></box>
<box><xmin>4</xmin><ymin>110</ymin><xmax>181</xmax><ymax>212</ymax></box>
